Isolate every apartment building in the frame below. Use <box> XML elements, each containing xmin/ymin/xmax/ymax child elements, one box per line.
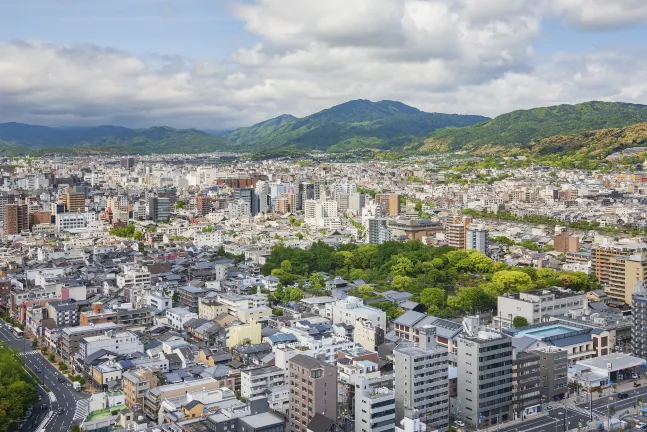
<box><xmin>494</xmin><ymin>287</ymin><xmax>587</xmax><ymax>329</ymax></box>
<box><xmin>592</xmin><ymin>242</ymin><xmax>647</xmax><ymax>303</ymax></box>
<box><xmin>375</xmin><ymin>193</ymin><xmax>400</xmax><ymax>217</ymax></box>
<box><xmin>4</xmin><ymin>203</ymin><xmax>28</xmax><ymax>235</ymax></box>
<box><xmin>445</xmin><ymin>215</ymin><xmax>471</xmax><ymax>249</ymax></box>
<box><xmin>394</xmin><ymin>326</ymin><xmax>449</xmax><ymax>431</ymax></box>
<box><xmin>466</xmin><ymin>223</ymin><xmax>488</xmax><ymax>254</ymax></box>
<box><xmin>512</xmin><ymin>351</ymin><xmax>541</xmax><ymax>420</ymax></box>
<box><xmin>355</xmin><ymin>385</ymin><xmax>396</xmax><ymax>432</ymax></box>
<box><xmin>632</xmin><ymin>282</ymin><xmax>647</xmax><ymax>360</ymax></box>
<box><xmin>179</xmin><ymin>285</ymin><xmax>208</xmax><ymax>313</ymax></box>
<box><xmin>198</xmin><ymin>297</ymin><xmax>228</xmax><ymax>320</ymax></box>
<box><xmin>144</xmin><ymin>377</ymin><xmax>220</xmax><ymax>421</ymax></box>
<box><xmin>64</xmin><ymin>190</ymin><xmax>85</xmax><ymax>212</ymax></box>
<box><xmin>122</xmin><ymin>368</ymin><xmax>159</xmax><ymax>409</ymax></box>
<box><xmin>116</xmin><ymin>265</ymin><xmax>151</xmax><ymax>300</ymax></box>
<box><xmin>456</xmin><ymin>319</ymin><xmax>513</xmax><ymax>428</ymax></box>
<box><xmin>241</xmin><ymin>366</ymin><xmax>286</xmax><ymax>398</ymax></box>
<box><xmin>60</xmin><ymin>322</ymin><xmax>124</xmax><ymax>362</ymax></box>
<box><xmin>47</xmin><ymin>300</ymin><xmax>80</xmax><ymax>327</ymax></box>
<box><xmin>165</xmin><ymin>307</ymin><xmax>199</xmax><ymax>330</ymax></box>
<box><xmin>553</xmin><ymin>227</ymin><xmax>580</xmax><ymax>253</ymax></box>
<box><xmin>78</xmin><ymin>330</ymin><xmax>144</xmax><ymax>361</ymax></box>
<box><xmin>287</xmin><ymin>355</ymin><xmax>337</xmax><ymax>432</ymax></box>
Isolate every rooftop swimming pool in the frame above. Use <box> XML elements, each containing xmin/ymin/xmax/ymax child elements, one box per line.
<box><xmin>516</xmin><ymin>325</ymin><xmax>579</xmax><ymax>339</ymax></box>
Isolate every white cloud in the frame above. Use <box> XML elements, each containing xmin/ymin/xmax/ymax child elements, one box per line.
<box><xmin>1</xmin><ymin>0</ymin><xmax>647</xmax><ymax>129</ymax></box>
<box><xmin>548</xmin><ymin>0</ymin><xmax>647</xmax><ymax>30</ymax></box>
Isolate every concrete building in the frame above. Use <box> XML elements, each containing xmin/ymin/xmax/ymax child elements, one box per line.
<box><xmin>445</xmin><ymin>215</ymin><xmax>471</xmax><ymax>249</ymax></box>
<box><xmin>632</xmin><ymin>281</ymin><xmax>647</xmax><ymax>360</ymax></box>
<box><xmin>375</xmin><ymin>193</ymin><xmax>400</xmax><ymax>217</ymax></box>
<box><xmin>535</xmin><ymin>346</ymin><xmax>568</xmax><ymax>401</ymax></box>
<box><xmin>355</xmin><ymin>385</ymin><xmax>396</xmax><ymax>432</ymax></box>
<box><xmin>234</xmin><ymin>188</ymin><xmax>259</xmax><ymax>216</ymax></box>
<box><xmin>4</xmin><ymin>203</ymin><xmax>28</xmax><ymax>235</ymax></box>
<box><xmin>147</xmin><ymin>196</ymin><xmax>171</xmax><ymax>222</ymax></box>
<box><xmin>79</xmin><ymin>330</ymin><xmax>144</xmax><ymax>360</ymax></box>
<box><xmin>456</xmin><ymin>318</ymin><xmax>513</xmax><ymax>428</ymax></box>
<box><xmin>47</xmin><ymin>300</ymin><xmax>79</xmax><ymax>327</ymax></box>
<box><xmin>591</xmin><ymin>242</ymin><xmax>647</xmax><ymax>303</ymax></box>
<box><xmin>60</xmin><ymin>322</ymin><xmax>124</xmax><ymax>362</ymax></box>
<box><xmin>287</xmin><ymin>355</ymin><xmax>337</xmax><ymax>432</ymax></box>
<box><xmin>165</xmin><ymin>307</ymin><xmax>199</xmax><ymax>330</ymax></box>
<box><xmin>325</xmin><ymin>296</ymin><xmax>386</xmax><ymax>329</ymax></box>
<box><xmin>241</xmin><ymin>366</ymin><xmax>286</xmax><ymax>398</ymax></box>
<box><xmin>494</xmin><ymin>287</ymin><xmax>587</xmax><ymax>329</ymax></box>
<box><xmin>511</xmin><ymin>351</ymin><xmax>541</xmax><ymax>420</ymax></box>
<box><xmin>144</xmin><ymin>377</ymin><xmax>220</xmax><ymax>421</ymax></box>
<box><xmin>64</xmin><ymin>190</ymin><xmax>85</xmax><ymax>212</ymax></box>
<box><xmin>465</xmin><ymin>223</ymin><xmax>488</xmax><ymax>254</ymax></box>
<box><xmin>368</xmin><ymin>218</ymin><xmax>390</xmax><ymax>244</ymax></box>
<box><xmin>122</xmin><ymin>368</ymin><xmax>158</xmax><ymax>409</ymax></box>
<box><xmin>178</xmin><ymin>285</ymin><xmax>208</xmax><ymax>313</ymax></box>
<box><xmin>394</xmin><ymin>326</ymin><xmax>449</xmax><ymax>431</ymax></box>
<box><xmin>553</xmin><ymin>227</ymin><xmax>580</xmax><ymax>254</ymax></box>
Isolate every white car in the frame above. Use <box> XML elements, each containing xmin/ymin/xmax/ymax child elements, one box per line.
<box><xmin>454</xmin><ymin>420</ymin><xmax>465</xmax><ymax>427</ymax></box>
<box><xmin>633</xmin><ymin>374</ymin><xmax>640</xmax><ymax>379</ymax></box>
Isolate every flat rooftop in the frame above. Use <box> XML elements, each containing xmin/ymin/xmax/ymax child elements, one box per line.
<box><xmin>578</xmin><ymin>353</ymin><xmax>646</xmax><ymax>373</ymax></box>
<box><xmin>514</xmin><ymin>324</ymin><xmax>580</xmax><ymax>339</ymax></box>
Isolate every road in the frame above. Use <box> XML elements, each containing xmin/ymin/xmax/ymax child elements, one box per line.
<box><xmin>0</xmin><ymin>323</ymin><xmax>89</xmax><ymax>432</ymax></box>
<box><xmin>494</xmin><ymin>386</ymin><xmax>647</xmax><ymax>432</ymax></box>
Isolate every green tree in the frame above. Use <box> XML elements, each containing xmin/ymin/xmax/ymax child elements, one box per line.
<box><xmin>512</xmin><ymin>316</ymin><xmax>529</xmax><ymax>328</ymax></box>
<box><xmin>176</xmin><ymin>200</ymin><xmax>185</xmax><ymax>209</ymax></box>
<box><xmin>133</xmin><ymin>230</ymin><xmax>143</xmax><ymax>241</ymax></box>
<box><xmin>309</xmin><ymin>273</ymin><xmax>325</xmax><ymax>289</ymax></box>
<box><xmin>448</xmin><ymin>287</ymin><xmax>495</xmax><ymax>313</ymax></box>
<box><xmin>391</xmin><ymin>256</ymin><xmax>414</xmax><ymax>276</ymax></box>
<box><xmin>172</xmin><ymin>291</ymin><xmax>179</xmax><ymax>304</ymax></box>
<box><xmin>419</xmin><ymin>288</ymin><xmax>446</xmax><ymax>314</ymax></box>
<box><xmin>391</xmin><ymin>275</ymin><xmax>412</xmax><ymax>291</ymax></box>
<box><xmin>492</xmin><ymin>270</ymin><xmax>533</xmax><ymax>292</ymax></box>
<box><xmin>0</xmin><ymin>343</ymin><xmax>38</xmax><ymax>432</ymax></box>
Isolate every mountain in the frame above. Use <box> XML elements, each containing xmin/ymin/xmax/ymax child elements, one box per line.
<box><xmin>531</xmin><ymin>121</ymin><xmax>647</xmax><ymax>158</ymax></box>
<box><xmin>0</xmin><ymin>123</ymin><xmax>229</xmax><ymax>155</ymax></box>
<box><xmin>224</xmin><ymin>100</ymin><xmax>489</xmax><ymax>152</ymax></box>
<box><xmin>419</xmin><ymin>101</ymin><xmax>647</xmax><ymax>153</ymax></box>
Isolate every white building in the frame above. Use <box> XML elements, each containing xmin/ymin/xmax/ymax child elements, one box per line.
<box><xmin>304</xmin><ymin>199</ymin><xmax>340</xmax><ymax>229</ymax></box>
<box><xmin>116</xmin><ymin>265</ymin><xmax>151</xmax><ymax>291</ymax></box>
<box><xmin>325</xmin><ymin>296</ymin><xmax>386</xmax><ymax>329</ymax></box>
<box><xmin>466</xmin><ymin>223</ymin><xmax>488</xmax><ymax>254</ymax></box>
<box><xmin>56</xmin><ymin>212</ymin><xmax>95</xmax><ymax>233</ymax></box>
<box><xmin>356</xmin><ymin>385</ymin><xmax>396</xmax><ymax>432</ymax></box>
<box><xmin>145</xmin><ymin>290</ymin><xmax>172</xmax><ymax>311</ymax></box>
<box><xmin>79</xmin><ymin>331</ymin><xmax>144</xmax><ymax>360</ymax></box>
<box><xmin>240</xmin><ymin>366</ymin><xmax>286</xmax><ymax>398</ymax></box>
<box><xmin>194</xmin><ymin>231</ymin><xmax>223</xmax><ymax>247</ymax></box>
<box><xmin>165</xmin><ymin>307</ymin><xmax>198</xmax><ymax>330</ymax></box>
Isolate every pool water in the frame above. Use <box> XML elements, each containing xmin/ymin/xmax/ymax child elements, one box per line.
<box><xmin>517</xmin><ymin>325</ymin><xmax>578</xmax><ymax>338</ymax></box>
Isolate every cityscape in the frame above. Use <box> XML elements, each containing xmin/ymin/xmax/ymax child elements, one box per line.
<box><xmin>3</xmin><ymin>2</ymin><xmax>647</xmax><ymax>432</ymax></box>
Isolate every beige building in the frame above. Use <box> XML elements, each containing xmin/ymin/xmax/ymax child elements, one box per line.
<box><xmin>554</xmin><ymin>227</ymin><xmax>580</xmax><ymax>253</ymax></box>
<box><xmin>375</xmin><ymin>193</ymin><xmax>400</xmax><ymax>217</ymax></box>
<box><xmin>288</xmin><ymin>355</ymin><xmax>337</xmax><ymax>432</ymax></box>
<box><xmin>198</xmin><ymin>297</ymin><xmax>227</xmax><ymax>320</ymax></box>
<box><xmin>592</xmin><ymin>242</ymin><xmax>647</xmax><ymax>303</ymax></box>
<box><xmin>123</xmin><ymin>368</ymin><xmax>159</xmax><ymax>409</ymax></box>
<box><xmin>353</xmin><ymin>318</ymin><xmax>384</xmax><ymax>352</ymax></box>
<box><xmin>143</xmin><ymin>377</ymin><xmax>220</xmax><ymax>421</ymax></box>
<box><xmin>445</xmin><ymin>214</ymin><xmax>471</xmax><ymax>249</ymax></box>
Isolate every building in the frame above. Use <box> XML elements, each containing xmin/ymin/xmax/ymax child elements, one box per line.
<box><xmin>387</xmin><ymin>218</ymin><xmax>444</xmax><ymax>241</ymax></box>
<box><xmin>494</xmin><ymin>287</ymin><xmax>587</xmax><ymax>329</ymax></box>
<box><xmin>4</xmin><ymin>203</ymin><xmax>28</xmax><ymax>235</ymax></box>
<box><xmin>325</xmin><ymin>296</ymin><xmax>386</xmax><ymax>329</ymax></box>
<box><xmin>241</xmin><ymin>366</ymin><xmax>286</xmax><ymax>398</ymax></box>
<box><xmin>147</xmin><ymin>196</ymin><xmax>171</xmax><ymax>222</ymax></box>
<box><xmin>304</xmin><ymin>199</ymin><xmax>340</xmax><ymax>230</ymax></box>
<box><xmin>633</xmin><ymin>282</ymin><xmax>647</xmax><ymax>360</ymax></box>
<box><xmin>165</xmin><ymin>307</ymin><xmax>199</xmax><ymax>330</ymax></box>
<box><xmin>60</xmin><ymin>323</ymin><xmax>124</xmax><ymax>362</ymax></box>
<box><xmin>64</xmin><ymin>190</ymin><xmax>85</xmax><ymax>212</ymax></box>
<box><xmin>144</xmin><ymin>378</ymin><xmax>221</xmax><ymax>421</ymax></box>
<box><xmin>368</xmin><ymin>218</ymin><xmax>390</xmax><ymax>244</ymax></box>
<box><xmin>55</xmin><ymin>212</ymin><xmax>94</xmax><ymax>233</ymax></box>
<box><xmin>535</xmin><ymin>346</ymin><xmax>568</xmax><ymax>401</ymax></box>
<box><xmin>553</xmin><ymin>227</ymin><xmax>580</xmax><ymax>253</ymax></box>
<box><xmin>465</xmin><ymin>223</ymin><xmax>488</xmax><ymax>254</ymax></box>
<box><xmin>511</xmin><ymin>351</ymin><xmax>541</xmax><ymax>420</ymax></box>
<box><xmin>234</xmin><ymin>188</ymin><xmax>259</xmax><ymax>216</ymax></box>
<box><xmin>456</xmin><ymin>318</ymin><xmax>513</xmax><ymax>428</ymax></box>
<box><xmin>196</xmin><ymin>194</ymin><xmax>211</xmax><ymax>216</ymax></box>
<box><xmin>122</xmin><ymin>368</ymin><xmax>159</xmax><ymax>409</ymax></box>
<box><xmin>354</xmin><ymin>319</ymin><xmax>385</xmax><ymax>352</ymax></box>
<box><xmin>375</xmin><ymin>193</ymin><xmax>400</xmax><ymax>217</ymax></box>
<box><xmin>355</xmin><ymin>385</ymin><xmax>396</xmax><ymax>432</ymax></box>
<box><xmin>178</xmin><ymin>285</ymin><xmax>208</xmax><ymax>313</ymax></box>
<box><xmin>78</xmin><ymin>330</ymin><xmax>144</xmax><ymax>361</ymax></box>
<box><xmin>591</xmin><ymin>242</ymin><xmax>647</xmax><ymax>303</ymax></box>
<box><xmin>47</xmin><ymin>300</ymin><xmax>80</xmax><ymax>327</ymax></box>
<box><xmin>394</xmin><ymin>326</ymin><xmax>449</xmax><ymax>430</ymax></box>
<box><xmin>445</xmin><ymin>215</ymin><xmax>471</xmax><ymax>249</ymax></box>
<box><xmin>120</xmin><ymin>157</ymin><xmax>135</xmax><ymax>169</ymax></box>
<box><xmin>287</xmin><ymin>355</ymin><xmax>337</xmax><ymax>432</ymax></box>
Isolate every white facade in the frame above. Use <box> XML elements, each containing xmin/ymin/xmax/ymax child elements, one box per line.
<box><xmin>240</xmin><ymin>366</ymin><xmax>286</xmax><ymax>398</ymax></box>
<box><xmin>356</xmin><ymin>385</ymin><xmax>396</xmax><ymax>432</ymax></box>
<box><xmin>165</xmin><ymin>307</ymin><xmax>198</xmax><ymax>330</ymax></box>
<box><xmin>325</xmin><ymin>296</ymin><xmax>386</xmax><ymax>329</ymax></box>
<box><xmin>466</xmin><ymin>223</ymin><xmax>488</xmax><ymax>254</ymax></box>
<box><xmin>145</xmin><ymin>290</ymin><xmax>172</xmax><ymax>311</ymax></box>
<box><xmin>56</xmin><ymin>212</ymin><xmax>95</xmax><ymax>233</ymax></box>
<box><xmin>495</xmin><ymin>288</ymin><xmax>587</xmax><ymax>328</ymax></box>
<box><xmin>194</xmin><ymin>231</ymin><xmax>223</xmax><ymax>247</ymax></box>
<box><xmin>304</xmin><ymin>199</ymin><xmax>340</xmax><ymax>229</ymax></box>
<box><xmin>117</xmin><ymin>266</ymin><xmax>152</xmax><ymax>290</ymax></box>
<box><xmin>79</xmin><ymin>331</ymin><xmax>144</xmax><ymax>360</ymax></box>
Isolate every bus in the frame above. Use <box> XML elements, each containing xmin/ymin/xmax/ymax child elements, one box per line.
<box><xmin>12</xmin><ymin>327</ymin><xmax>23</xmax><ymax>338</ymax></box>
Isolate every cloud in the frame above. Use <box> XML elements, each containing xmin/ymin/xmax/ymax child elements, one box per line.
<box><xmin>548</xmin><ymin>0</ymin><xmax>647</xmax><ymax>30</ymax></box>
<box><xmin>1</xmin><ymin>0</ymin><xmax>647</xmax><ymax>129</ymax></box>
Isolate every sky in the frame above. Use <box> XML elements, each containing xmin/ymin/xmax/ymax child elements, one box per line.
<box><xmin>2</xmin><ymin>0</ymin><xmax>647</xmax><ymax>129</ymax></box>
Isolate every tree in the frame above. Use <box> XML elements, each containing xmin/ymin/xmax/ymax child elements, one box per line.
<box><xmin>0</xmin><ymin>343</ymin><xmax>38</xmax><ymax>432</ymax></box>
<box><xmin>420</xmin><ymin>288</ymin><xmax>446</xmax><ymax>314</ymax></box>
<box><xmin>492</xmin><ymin>270</ymin><xmax>533</xmax><ymax>292</ymax></box>
<box><xmin>609</xmin><ymin>405</ymin><xmax>615</xmax><ymax>416</ymax></box>
<box><xmin>133</xmin><ymin>230</ymin><xmax>143</xmax><ymax>241</ymax></box>
<box><xmin>447</xmin><ymin>287</ymin><xmax>495</xmax><ymax>313</ymax></box>
<box><xmin>48</xmin><ymin>353</ymin><xmax>55</xmax><ymax>362</ymax></box>
<box><xmin>176</xmin><ymin>200</ymin><xmax>185</xmax><ymax>209</ymax></box>
<box><xmin>71</xmin><ymin>425</ymin><xmax>82</xmax><ymax>432</ymax></box>
<box><xmin>309</xmin><ymin>273</ymin><xmax>325</xmax><ymax>289</ymax></box>
<box><xmin>172</xmin><ymin>291</ymin><xmax>179</xmax><ymax>304</ymax></box>
<box><xmin>512</xmin><ymin>316</ymin><xmax>529</xmax><ymax>328</ymax></box>
<box><xmin>391</xmin><ymin>275</ymin><xmax>412</xmax><ymax>291</ymax></box>
<box><xmin>391</xmin><ymin>256</ymin><xmax>414</xmax><ymax>276</ymax></box>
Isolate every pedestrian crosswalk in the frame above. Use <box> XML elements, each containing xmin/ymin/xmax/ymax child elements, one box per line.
<box><xmin>568</xmin><ymin>405</ymin><xmax>593</xmax><ymax>417</ymax></box>
<box><xmin>73</xmin><ymin>399</ymin><xmax>89</xmax><ymax>422</ymax></box>
<box><xmin>19</xmin><ymin>350</ymin><xmax>39</xmax><ymax>356</ymax></box>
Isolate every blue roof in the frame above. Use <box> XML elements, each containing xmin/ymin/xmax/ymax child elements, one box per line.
<box><xmin>268</xmin><ymin>334</ymin><xmax>298</xmax><ymax>343</ymax></box>
<box><xmin>549</xmin><ymin>333</ymin><xmax>592</xmax><ymax>347</ymax></box>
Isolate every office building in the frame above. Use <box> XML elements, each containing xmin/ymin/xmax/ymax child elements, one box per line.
<box><xmin>297</xmin><ymin>183</ymin><xmax>314</xmax><ymax>211</ymax></box>
<box><xmin>120</xmin><ymin>157</ymin><xmax>135</xmax><ymax>169</ymax></box>
<box><xmin>375</xmin><ymin>193</ymin><xmax>400</xmax><ymax>217</ymax></box>
<box><xmin>196</xmin><ymin>194</ymin><xmax>210</xmax><ymax>216</ymax></box>
<box><xmin>511</xmin><ymin>351</ymin><xmax>541</xmax><ymax>420</ymax></box>
<box><xmin>355</xmin><ymin>384</ymin><xmax>396</xmax><ymax>432</ymax></box>
<box><xmin>465</xmin><ymin>223</ymin><xmax>488</xmax><ymax>254</ymax></box>
<box><xmin>445</xmin><ymin>215</ymin><xmax>471</xmax><ymax>249</ymax></box>
<box><xmin>494</xmin><ymin>287</ymin><xmax>587</xmax><ymax>329</ymax></box>
<box><xmin>348</xmin><ymin>192</ymin><xmax>365</xmax><ymax>214</ymax></box>
<box><xmin>534</xmin><ymin>346</ymin><xmax>568</xmax><ymax>401</ymax></box>
<box><xmin>147</xmin><ymin>196</ymin><xmax>171</xmax><ymax>222</ymax></box>
<box><xmin>4</xmin><ymin>203</ymin><xmax>28</xmax><ymax>235</ymax></box>
<box><xmin>79</xmin><ymin>330</ymin><xmax>144</xmax><ymax>360</ymax></box>
<box><xmin>394</xmin><ymin>326</ymin><xmax>449</xmax><ymax>430</ymax></box>
<box><xmin>234</xmin><ymin>188</ymin><xmax>259</xmax><ymax>216</ymax></box>
<box><xmin>287</xmin><ymin>355</ymin><xmax>337</xmax><ymax>432</ymax></box>
<box><xmin>553</xmin><ymin>227</ymin><xmax>580</xmax><ymax>253</ymax></box>
<box><xmin>64</xmin><ymin>190</ymin><xmax>86</xmax><ymax>212</ymax></box>
<box><xmin>456</xmin><ymin>317</ymin><xmax>513</xmax><ymax>428</ymax></box>
<box><xmin>632</xmin><ymin>281</ymin><xmax>647</xmax><ymax>361</ymax></box>
<box><xmin>60</xmin><ymin>322</ymin><xmax>124</xmax><ymax>362</ymax></box>
<box><xmin>325</xmin><ymin>296</ymin><xmax>386</xmax><ymax>329</ymax></box>
<box><xmin>122</xmin><ymin>368</ymin><xmax>159</xmax><ymax>409</ymax></box>
<box><xmin>592</xmin><ymin>242</ymin><xmax>647</xmax><ymax>303</ymax></box>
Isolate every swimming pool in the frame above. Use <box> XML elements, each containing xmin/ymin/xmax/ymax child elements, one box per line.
<box><xmin>516</xmin><ymin>325</ymin><xmax>579</xmax><ymax>339</ymax></box>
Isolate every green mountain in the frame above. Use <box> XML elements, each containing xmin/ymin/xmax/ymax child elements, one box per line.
<box><xmin>419</xmin><ymin>101</ymin><xmax>647</xmax><ymax>153</ymax></box>
<box><xmin>0</xmin><ymin>123</ymin><xmax>229</xmax><ymax>155</ymax></box>
<box><xmin>224</xmin><ymin>100</ymin><xmax>489</xmax><ymax>152</ymax></box>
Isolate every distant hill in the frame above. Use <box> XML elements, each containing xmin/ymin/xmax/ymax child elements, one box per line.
<box><xmin>0</xmin><ymin>123</ymin><xmax>229</xmax><ymax>155</ymax></box>
<box><xmin>224</xmin><ymin>100</ymin><xmax>489</xmax><ymax>152</ymax></box>
<box><xmin>419</xmin><ymin>101</ymin><xmax>647</xmax><ymax>153</ymax></box>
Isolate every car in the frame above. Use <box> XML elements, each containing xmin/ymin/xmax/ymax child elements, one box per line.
<box><xmin>41</xmin><ymin>404</ymin><xmax>48</xmax><ymax>410</ymax></box>
<box><xmin>57</xmin><ymin>408</ymin><xmax>64</xmax><ymax>414</ymax></box>
<box><xmin>618</xmin><ymin>392</ymin><xmax>629</xmax><ymax>399</ymax></box>
<box><xmin>454</xmin><ymin>420</ymin><xmax>465</xmax><ymax>427</ymax></box>
<box><xmin>35</xmin><ymin>367</ymin><xmax>41</xmax><ymax>373</ymax></box>
<box><xmin>633</xmin><ymin>374</ymin><xmax>640</xmax><ymax>379</ymax></box>
<box><xmin>57</xmin><ymin>377</ymin><xmax>66</xmax><ymax>383</ymax></box>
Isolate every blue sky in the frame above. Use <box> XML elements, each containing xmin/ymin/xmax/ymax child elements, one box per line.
<box><xmin>0</xmin><ymin>0</ymin><xmax>647</xmax><ymax>129</ymax></box>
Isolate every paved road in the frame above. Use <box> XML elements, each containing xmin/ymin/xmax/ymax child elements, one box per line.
<box><xmin>0</xmin><ymin>323</ymin><xmax>88</xmax><ymax>432</ymax></box>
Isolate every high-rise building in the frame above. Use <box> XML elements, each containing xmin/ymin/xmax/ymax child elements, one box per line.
<box><xmin>314</xmin><ymin>178</ymin><xmax>330</xmax><ymax>201</ymax></box>
<box><xmin>348</xmin><ymin>192</ymin><xmax>365</xmax><ymax>214</ymax></box>
<box><xmin>120</xmin><ymin>157</ymin><xmax>135</xmax><ymax>169</ymax></box>
<box><xmin>288</xmin><ymin>355</ymin><xmax>337</xmax><ymax>432</ymax></box>
<box><xmin>196</xmin><ymin>194</ymin><xmax>210</xmax><ymax>216</ymax></box>
<box><xmin>456</xmin><ymin>317</ymin><xmax>513</xmax><ymax>428</ymax></box>
<box><xmin>632</xmin><ymin>281</ymin><xmax>647</xmax><ymax>360</ymax></box>
<box><xmin>147</xmin><ymin>197</ymin><xmax>171</xmax><ymax>222</ymax></box>
<box><xmin>535</xmin><ymin>346</ymin><xmax>568</xmax><ymax>401</ymax></box>
<box><xmin>394</xmin><ymin>326</ymin><xmax>449</xmax><ymax>430</ymax></box>
<box><xmin>4</xmin><ymin>203</ymin><xmax>28</xmax><ymax>235</ymax></box>
<box><xmin>298</xmin><ymin>183</ymin><xmax>314</xmax><ymax>211</ymax></box>
<box><xmin>553</xmin><ymin>227</ymin><xmax>580</xmax><ymax>253</ymax></box>
<box><xmin>445</xmin><ymin>215</ymin><xmax>472</xmax><ymax>249</ymax></box>
<box><xmin>234</xmin><ymin>188</ymin><xmax>259</xmax><ymax>216</ymax></box>
<box><xmin>368</xmin><ymin>218</ymin><xmax>390</xmax><ymax>244</ymax></box>
<box><xmin>592</xmin><ymin>242</ymin><xmax>647</xmax><ymax>303</ymax></box>
<box><xmin>375</xmin><ymin>193</ymin><xmax>400</xmax><ymax>217</ymax></box>
<box><xmin>511</xmin><ymin>351</ymin><xmax>541</xmax><ymax>420</ymax></box>
<box><xmin>355</xmin><ymin>382</ymin><xmax>396</xmax><ymax>432</ymax></box>
<box><xmin>63</xmin><ymin>190</ymin><xmax>85</xmax><ymax>212</ymax></box>
<box><xmin>465</xmin><ymin>223</ymin><xmax>489</xmax><ymax>254</ymax></box>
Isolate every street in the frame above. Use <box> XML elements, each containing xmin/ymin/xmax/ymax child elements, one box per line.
<box><xmin>0</xmin><ymin>323</ymin><xmax>89</xmax><ymax>432</ymax></box>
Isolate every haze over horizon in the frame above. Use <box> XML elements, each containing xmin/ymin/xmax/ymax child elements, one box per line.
<box><xmin>2</xmin><ymin>0</ymin><xmax>647</xmax><ymax>129</ymax></box>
